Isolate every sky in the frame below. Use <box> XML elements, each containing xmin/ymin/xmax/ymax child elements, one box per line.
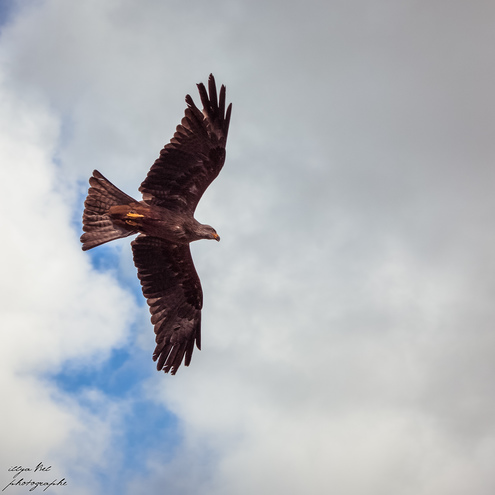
<box><xmin>1</xmin><ymin>0</ymin><xmax>495</xmax><ymax>493</ymax></box>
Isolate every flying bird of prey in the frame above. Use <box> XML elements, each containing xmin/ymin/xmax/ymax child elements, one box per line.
<box><xmin>81</xmin><ymin>74</ymin><xmax>232</xmax><ymax>375</ymax></box>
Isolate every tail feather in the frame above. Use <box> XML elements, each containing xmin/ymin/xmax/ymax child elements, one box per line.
<box><xmin>81</xmin><ymin>170</ymin><xmax>138</xmax><ymax>251</ymax></box>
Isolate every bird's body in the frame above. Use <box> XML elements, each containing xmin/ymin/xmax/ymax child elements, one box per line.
<box><xmin>80</xmin><ymin>75</ymin><xmax>231</xmax><ymax>374</ymax></box>
<box><xmin>106</xmin><ymin>201</ymin><xmax>218</xmax><ymax>244</ymax></box>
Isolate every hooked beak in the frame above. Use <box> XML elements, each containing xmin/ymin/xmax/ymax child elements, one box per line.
<box><xmin>213</xmin><ymin>233</ymin><xmax>220</xmax><ymax>242</ymax></box>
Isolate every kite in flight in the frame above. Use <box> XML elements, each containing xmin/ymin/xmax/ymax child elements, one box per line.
<box><xmin>81</xmin><ymin>74</ymin><xmax>232</xmax><ymax>374</ymax></box>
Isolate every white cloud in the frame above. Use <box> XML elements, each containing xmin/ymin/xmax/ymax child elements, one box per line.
<box><xmin>1</xmin><ymin>0</ymin><xmax>495</xmax><ymax>494</ymax></box>
<box><xmin>0</xmin><ymin>63</ymin><xmax>139</xmax><ymax>492</ymax></box>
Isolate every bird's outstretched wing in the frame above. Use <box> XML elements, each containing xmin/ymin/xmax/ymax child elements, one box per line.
<box><xmin>139</xmin><ymin>74</ymin><xmax>232</xmax><ymax>213</ymax></box>
<box><xmin>131</xmin><ymin>235</ymin><xmax>202</xmax><ymax>374</ymax></box>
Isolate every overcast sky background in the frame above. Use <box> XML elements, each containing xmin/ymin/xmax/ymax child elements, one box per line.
<box><xmin>1</xmin><ymin>0</ymin><xmax>495</xmax><ymax>493</ymax></box>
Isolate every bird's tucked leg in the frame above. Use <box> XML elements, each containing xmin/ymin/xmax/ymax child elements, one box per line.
<box><xmin>107</xmin><ymin>204</ymin><xmax>147</xmax><ymax>229</ymax></box>
<box><xmin>125</xmin><ymin>211</ymin><xmax>145</xmax><ymax>226</ymax></box>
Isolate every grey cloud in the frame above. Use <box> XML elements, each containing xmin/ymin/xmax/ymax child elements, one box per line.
<box><xmin>1</xmin><ymin>0</ymin><xmax>495</xmax><ymax>494</ymax></box>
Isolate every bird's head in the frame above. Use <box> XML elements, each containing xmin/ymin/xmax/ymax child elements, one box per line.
<box><xmin>195</xmin><ymin>223</ymin><xmax>220</xmax><ymax>242</ymax></box>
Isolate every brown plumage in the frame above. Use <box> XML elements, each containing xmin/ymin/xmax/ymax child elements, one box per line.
<box><xmin>81</xmin><ymin>75</ymin><xmax>232</xmax><ymax>374</ymax></box>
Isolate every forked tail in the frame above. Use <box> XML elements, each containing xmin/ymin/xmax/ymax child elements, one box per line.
<box><xmin>80</xmin><ymin>170</ymin><xmax>139</xmax><ymax>251</ymax></box>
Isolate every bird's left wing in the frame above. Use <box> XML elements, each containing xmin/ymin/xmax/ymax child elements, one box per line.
<box><xmin>139</xmin><ymin>74</ymin><xmax>232</xmax><ymax>213</ymax></box>
<box><xmin>131</xmin><ymin>235</ymin><xmax>202</xmax><ymax>374</ymax></box>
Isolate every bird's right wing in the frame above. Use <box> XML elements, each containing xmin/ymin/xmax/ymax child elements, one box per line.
<box><xmin>131</xmin><ymin>235</ymin><xmax>203</xmax><ymax>374</ymax></box>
